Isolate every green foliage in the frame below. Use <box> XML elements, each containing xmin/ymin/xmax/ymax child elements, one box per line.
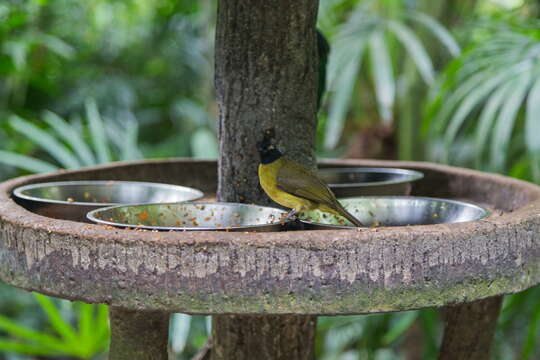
<box><xmin>0</xmin><ymin>100</ymin><xmax>143</xmax><ymax>173</ymax></box>
<box><xmin>320</xmin><ymin>0</ymin><xmax>459</xmax><ymax>150</ymax></box>
<box><xmin>0</xmin><ymin>0</ymin><xmax>217</xmax><ymax>169</ymax></box>
<box><xmin>316</xmin><ymin>311</ymin><xmax>436</xmax><ymax>360</ymax></box>
<box><xmin>0</xmin><ymin>294</ymin><xmax>108</xmax><ymax>359</ymax></box>
<box><xmin>425</xmin><ymin>17</ymin><xmax>540</xmax><ymax>180</ymax></box>
<box><xmin>2</xmin><ymin>1</ymin><xmax>540</xmax><ymax>360</ymax></box>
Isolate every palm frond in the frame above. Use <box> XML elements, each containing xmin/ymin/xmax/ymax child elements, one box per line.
<box><xmin>407</xmin><ymin>11</ymin><xmax>460</xmax><ymax>56</ymax></box>
<box><xmin>42</xmin><ymin>111</ymin><xmax>96</xmax><ymax>166</ymax></box>
<box><xmin>323</xmin><ymin>2</ymin><xmax>459</xmax><ymax>149</ymax></box>
<box><xmin>85</xmin><ymin>99</ymin><xmax>112</xmax><ymax>164</ymax></box>
<box><xmin>426</xmin><ymin>19</ymin><xmax>540</xmax><ymax>172</ymax></box>
<box><xmin>9</xmin><ymin>116</ymin><xmax>81</xmax><ymax>169</ymax></box>
<box><xmin>387</xmin><ymin>20</ymin><xmax>435</xmax><ymax>84</ymax></box>
<box><xmin>369</xmin><ymin>29</ymin><xmax>395</xmax><ymax>125</ymax></box>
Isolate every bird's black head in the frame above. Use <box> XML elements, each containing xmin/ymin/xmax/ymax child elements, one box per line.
<box><xmin>256</xmin><ymin>128</ymin><xmax>282</xmax><ymax>164</ymax></box>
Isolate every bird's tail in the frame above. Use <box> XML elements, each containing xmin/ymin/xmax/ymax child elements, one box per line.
<box><xmin>334</xmin><ymin>201</ymin><xmax>363</xmax><ymax>227</ymax></box>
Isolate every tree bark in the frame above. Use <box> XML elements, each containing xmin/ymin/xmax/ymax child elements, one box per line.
<box><xmin>212</xmin><ymin>315</ymin><xmax>317</xmax><ymax>360</ymax></box>
<box><xmin>439</xmin><ymin>296</ymin><xmax>503</xmax><ymax>360</ymax></box>
<box><xmin>109</xmin><ymin>307</ymin><xmax>170</xmax><ymax>360</ymax></box>
<box><xmin>216</xmin><ymin>0</ymin><xmax>319</xmax><ymax>204</ymax></box>
<box><xmin>214</xmin><ymin>0</ymin><xmax>319</xmax><ymax>359</ymax></box>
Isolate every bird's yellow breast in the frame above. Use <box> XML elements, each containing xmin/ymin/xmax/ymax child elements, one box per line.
<box><xmin>258</xmin><ymin>159</ymin><xmax>313</xmax><ymax>211</ymax></box>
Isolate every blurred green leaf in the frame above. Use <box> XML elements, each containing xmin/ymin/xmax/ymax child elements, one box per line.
<box><xmin>369</xmin><ymin>30</ymin><xmax>395</xmax><ymax>125</ymax></box>
<box><xmin>78</xmin><ymin>303</ymin><xmax>94</xmax><ymax>349</ymax></box>
<box><xmin>519</xmin><ymin>299</ymin><xmax>540</xmax><ymax>360</ymax></box>
<box><xmin>190</xmin><ymin>128</ymin><xmax>218</xmax><ymax>159</ymax></box>
<box><xmin>0</xmin><ymin>339</ymin><xmax>56</xmax><ymax>356</ymax></box>
<box><xmin>525</xmin><ymin>77</ymin><xmax>540</xmax><ymax>155</ymax></box>
<box><xmin>105</xmin><ymin>114</ymin><xmax>143</xmax><ymax>161</ymax></box>
<box><xmin>0</xmin><ymin>315</ymin><xmax>68</xmax><ymax>353</ymax></box>
<box><xmin>170</xmin><ymin>314</ymin><xmax>191</xmax><ymax>354</ymax></box>
<box><xmin>42</xmin><ymin>110</ymin><xmax>96</xmax><ymax>166</ymax></box>
<box><xmin>0</xmin><ymin>150</ymin><xmax>59</xmax><ymax>173</ymax></box>
<box><xmin>325</xmin><ymin>38</ymin><xmax>365</xmax><ymax>149</ymax></box>
<box><xmin>36</xmin><ymin>34</ymin><xmax>75</xmax><ymax>59</ymax></box>
<box><xmin>381</xmin><ymin>311</ymin><xmax>418</xmax><ymax>345</ymax></box>
<box><xmin>443</xmin><ymin>69</ymin><xmax>515</xmax><ymax>157</ymax></box>
<box><xmin>407</xmin><ymin>11</ymin><xmax>460</xmax><ymax>57</ymax></box>
<box><xmin>387</xmin><ymin>20</ymin><xmax>435</xmax><ymax>84</ymax></box>
<box><xmin>490</xmin><ymin>72</ymin><xmax>531</xmax><ymax>171</ymax></box>
<box><xmin>85</xmin><ymin>99</ymin><xmax>112</xmax><ymax>164</ymax></box>
<box><xmin>3</xmin><ymin>41</ymin><xmax>28</xmax><ymax>70</ymax></box>
<box><xmin>33</xmin><ymin>294</ymin><xmax>77</xmax><ymax>344</ymax></box>
<box><xmin>9</xmin><ymin>115</ymin><xmax>81</xmax><ymax>169</ymax></box>
<box><xmin>474</xmin><ymin>81</ymin><xmax>512</xmax><ymax>168</ymax></box>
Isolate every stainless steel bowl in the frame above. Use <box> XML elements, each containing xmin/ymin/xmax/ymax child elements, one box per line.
<box><xmin>300</xmin><ymin>196</ymin><xmax>489</xmax><ymax>229</ymax></box>
<box><xmin>87</xmin><ymin>202</ymin><xmax>289</xmax><ymax>232</ymax></box>
<box><xmin>318</xmin><ymin>167</ymin><xmax>424</xmax><ymax>197</ymax></box>
<box><xmin>13</xmin><ymin>181</ymin><xmax>204</xmax><ymax>223</ymax></box>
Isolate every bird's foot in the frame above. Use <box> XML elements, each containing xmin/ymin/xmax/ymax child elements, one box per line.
<box><xmin>284</xmin><ymin>210</ymin><xmax>298</xmax><ymax>222</ymax></box>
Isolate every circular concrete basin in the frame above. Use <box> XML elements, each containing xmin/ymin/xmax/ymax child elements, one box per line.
<box><xmin>0</xmin><ymin>159</ymin><xmax>539</xmax><ymax>315</ymax></box>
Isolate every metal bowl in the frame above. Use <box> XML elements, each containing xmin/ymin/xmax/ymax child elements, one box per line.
<box><xmin>13</xmin><ymin>181</ymin><xmax>204</xmax><ymax>223</ymax></box>
<box><xmin>300</xmin><ymin>196</ymin><xmax>489</xmax><ymax>229</ymax></box>
<box><xmin>318</xmin><ymin>167</ymin><xmax>424</xmax><ymax>197</ymax></box>
<box><xmin>87</xmin><ymin>202</ymin><xmax>289</xmax><ymax>232</ymax></box>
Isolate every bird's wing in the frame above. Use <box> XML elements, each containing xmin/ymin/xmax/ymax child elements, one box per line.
<box><xmin>276</xmin><ymin>159</ymin><xmax>337</xmax><ymax>206</ymax></box>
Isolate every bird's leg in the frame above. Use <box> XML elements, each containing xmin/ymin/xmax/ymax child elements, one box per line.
<box><xmin>284</xmin><ymin>209</ymin><xmax>298</xmax><ymax>222</ymax></box>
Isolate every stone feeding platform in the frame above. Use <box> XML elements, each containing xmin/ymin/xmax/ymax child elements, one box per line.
<box><xmin>1</xmin><ymin>158</ymin><xmax>539</xmax><ymax>359</ymax></box>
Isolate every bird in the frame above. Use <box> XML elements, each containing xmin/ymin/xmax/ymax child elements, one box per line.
<box><xmin>256</xmin><ymin>129</ymin><xmax>363</xmax><ymax>227</ymax></box>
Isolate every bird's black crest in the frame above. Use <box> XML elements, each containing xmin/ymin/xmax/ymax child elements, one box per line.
<box><xmin>256</xmin><ymin>127</ymin><xmax>282</xmax><ymax>164</ymax></box>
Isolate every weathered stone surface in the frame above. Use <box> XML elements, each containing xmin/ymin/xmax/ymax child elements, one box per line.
<box><xmin>0</xmin><ymin>159</ymin><xmax>539</xmax><ymax>314</ymax></box>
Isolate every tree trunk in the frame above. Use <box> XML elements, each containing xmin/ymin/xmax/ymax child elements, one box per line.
<box><xmin>212</xmin><ymin>315</ymin><xmax>317</xmax><ymax>360</ymax></box>
<box><xmin>439</xmin><ymin>296</ymin><xmax>503</xmax><ymax>360</ymax></box>
<box><xmin>216</xmin><ymin>0</ymin><xmax>320</xmax><ymax>205</ymax></box>
<box><xmin>108</xmin><ymin>307</ymin><xmax>170</xmax><ymax>360</ymax></box>
<box><xmin>214</xmin><ymin>0</ymin><xmax>319</xmax><ymax>359</ymax></box>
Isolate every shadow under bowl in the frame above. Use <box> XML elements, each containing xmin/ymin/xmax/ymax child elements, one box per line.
<box><xmin>87</xmin><ymin>202</ymin><xmax>289</xmax><ymax>232</ymax></box>
<box><xmin>318</xmin><ymin>167</ymin><xmax>424</xmax><ymax>197</ymax></box>
<box><xmin>300</xmin><ymin>196</ymin><xmax>489</xmax><ymax>229</ymax></box>
<box><xmin>13</xmin><ymin>181</ymin><xmax>204</xmax><ymax>223</ymax></box>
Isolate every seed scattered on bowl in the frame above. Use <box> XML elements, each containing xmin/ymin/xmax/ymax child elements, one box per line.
<box><xmin>137</xmin><ymin>211</ymin><xmax>149</xmax><ymax>221</ymax></box>
<box><xmin>67</xmin><ymin>197</ymin><xmax>75</xmax><ymax>202</ymax></box>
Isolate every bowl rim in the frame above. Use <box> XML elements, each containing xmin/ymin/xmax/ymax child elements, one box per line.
<box><xmin>12</xmin><ymin>180</ymin><xmax>204</xmax><ymax>207</ymax></box>
<box><xmin>299</xmin><ymin>196</ymin><xmax>490</xmax><ymax>229</ymax></box>
<box><xmin>86</xmin><ymin>201</ymin><xmax>289</xmax><ymax>231</ymax></box>
<box><xmin>318</xmin><ymin>167</ymin><xmax>424</xmax><ymax>188</ymax></box>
